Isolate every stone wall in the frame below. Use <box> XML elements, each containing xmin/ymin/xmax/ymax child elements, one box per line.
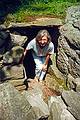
<box><xmin>0</xmin><ymin>28</ymin><xmax>27</xmax><ymax>86</ymax></box>
<box><xmin>57</xmin><ymin>6</ymin><xmax>80</xmax><ymax>79</ymax></box>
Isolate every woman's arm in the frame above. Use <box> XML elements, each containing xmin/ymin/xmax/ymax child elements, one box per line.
<box><xmin>42</xmin><ymin>54</ymin><xmax>51</xmax><ymax>71</ymax></box>
<box><xmin>42</xmin><ymin>42</ymin><xmax>54</xmax><ymax>70</ymax></box>
<box><xmin>44</xmin><ymin>54</ymin><xmax>51</xmax><ymax>65</ymax></box>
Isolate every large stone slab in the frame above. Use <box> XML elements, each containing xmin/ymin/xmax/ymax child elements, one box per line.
<box><xmin>8</xmin><ymin>79</ymin><xmax>24</xmax><ymax>87</ymax></box>
<box><xmin>67</xmin><ymin>74</ymin><xmax>80</xmax><ymax>92</ymax></box>
<box><xmin>73</xmin><ymin>78</ymin><xmax>80</xmax><ymax>92</ymax></box>
<box><xmin>57</xmin><ymin>6</ymin><xmax>80</xmax><ymax>78</ymax></box>
<box><xmin>48</xmin><ymin>96</ymin><xmax>76</xmax><ymax>120</ymax></box>
<box><xmin>73</xmin><ymin>20</ymin><xmax>80</xmax><ymax>30</ymax></box>
<box><xmin>67</xmin><ymin>74</ymin><xmax>76</xmax><ymax>90</ymax></box>
<box><xmin>0</xmin><ymin>64</ymin><xmax>24</xmax><ymax>81</ymax></box>
<box><xmin>60</xmin><ymin>23</ymin><xmax>80</xmax><ymax>50</ymax></box>
<box><xmin>65</xmin><ymin>6</ymin><xmax>80</xmax><ymax>24</ymax></box>
<box><xmin>22</xmin><ymin>83</ymin><xmax>49</xmax><ymax>119</ymax></box>
<box><xmin>68</xmin><ymin>57</ymin><xmax>80</xmax><ymax>78</ymax></box>
<box><xmin>10</xmin><ymin>33</ymin><xmax>28</xmax><ymax>47</ymax></box>
<box><xmin>3</xmin><ymin>46</ymin><xmax>24</xmax><ymax>64</ymax></box>
<box><xmin>0</xmin><ymin>24</ymin><xmax>6</xmax><ymax>30</ymax></box>
<box><xmin>0</xmin><ymin>83</ymin><xmax>36</xmax><ymax>120</ymax></box>
<box><xmin>8</xmin><ymin>18</ymin><xmax>62</xmax><ymax>28</ymax></box>
<box><xmin>62</xmin><ymin>90</ymin><xmax>80</xmax><ymax>120</ymax></box>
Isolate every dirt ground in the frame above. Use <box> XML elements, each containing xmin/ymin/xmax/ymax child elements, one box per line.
<box><xmin>27</xmin><ymin>75</ymin><xmax>61</xmax><ymax>102</ymax></box>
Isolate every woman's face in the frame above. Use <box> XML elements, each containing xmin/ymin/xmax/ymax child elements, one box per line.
<box><xmin>38</xmin><ymin>36</ymin><xmax>48</xmax><ymax>48</ymax></box>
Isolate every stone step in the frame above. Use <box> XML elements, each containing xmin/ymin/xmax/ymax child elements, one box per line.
<box><xmin>7</xmin><ymin>79</ymin><xmax>27</xmax><ymax>92</ymax></box>
<box><xmin>15</xmin><ymin>85</ymin><xmax>27</xmax><ymax>92</ymax></box>
<box><xmin>8</xmin><ymin>79</ymin><xmax>24</xmax><ymax>87</ymax></box>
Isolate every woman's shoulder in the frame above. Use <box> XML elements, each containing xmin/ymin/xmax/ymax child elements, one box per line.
<box><xmin>30</xmin><ymin>38</ymin><xmax>36</xmax><ymax>44</ymax></box>
<box><xmin>49</xmin><ymin>41</ymin><xmax>54</xmax><ymax>47</ymax></box>
<box><xmin>32</xmin><ymin>38</ymin><xmax>36</xmax><ymax>41</ymax></box>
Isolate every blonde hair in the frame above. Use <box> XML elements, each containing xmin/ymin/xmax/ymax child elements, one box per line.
<box><xmin>36</xmin><ymin>30</ymin><xmax>51</xmax><ymax>44</ymax></box>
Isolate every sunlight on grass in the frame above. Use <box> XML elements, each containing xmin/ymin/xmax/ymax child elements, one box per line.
<box><xmin>5</xmin><ymin>1</ymin><xmax>80</xmax><ymax>23</ymax></box>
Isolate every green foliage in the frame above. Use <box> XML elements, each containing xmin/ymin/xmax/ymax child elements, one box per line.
<box><xmin>4</xmin><ymin>0</ymin><xmax>80</xmax><ymax>23</ymax></box>
<box><xmin>19</xmin><ymin>0</ymin><xmax>79</xmax><ymax>4</ymax></box>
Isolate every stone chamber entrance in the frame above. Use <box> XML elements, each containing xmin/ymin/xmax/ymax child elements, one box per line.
<box><xmin>10</xmin><ymin>25</ymin><xmax>60</xmax><ymax>79</ymax></box>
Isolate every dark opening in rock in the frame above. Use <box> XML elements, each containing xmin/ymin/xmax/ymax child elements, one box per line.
<box><xmin>10</xmin><ymin>25</ymin><xmax>60</xmax><ymax>52</ymax></box>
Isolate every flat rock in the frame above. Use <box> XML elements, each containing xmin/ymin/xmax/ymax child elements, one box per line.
<box><xmin>0</xmin><ymin>83</ymin><xmax>37</xmax><ymax>120</ymax></box>
<box><xmin>22</xmin><ymin>83</ymin><xmax>49</xmax><ymax>119</ymax></box>
<box><xmin>62</xmin><ymin>90</ymin><xmax>80</xmax><ymax>120</ymax></box>
<box><xmin>0</xmin><ymin>64</ymin><xmax>24</xmax><ymax>81</ymax></box>
<box><xmin>48</xmin><ymin>96</ymin><xmax>76</xmax><ymax>120</ymax></box>
<box><xmin>10</xmin><ymin>33</ymin><xmax>28</xmax><ymax>47</ymax></box>
<box><xmin>8</xmin><ymin>18</ymin><xmax>62</xmax><ymax>28</ymax></box>
<box><xmin>73</xmin><ymin>78</ymin><xmax>80</xmax><ymax>92</ymax></box>
<box><xmin>3</xmin><ymin>46</ymin><xmax>24</xmax><ymax>64</ymax></box>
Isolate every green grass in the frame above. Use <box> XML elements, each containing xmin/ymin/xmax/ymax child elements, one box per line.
<box><xmin>4</xmin><ymin>1</ymin><xmax>80</xmax><ymax>24</ymax></box>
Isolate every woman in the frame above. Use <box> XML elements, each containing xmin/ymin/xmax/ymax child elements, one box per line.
<box><xmin>21</xmin><ymin>29</ymin><xmax>54</xmax><ymax>82</ymax></box>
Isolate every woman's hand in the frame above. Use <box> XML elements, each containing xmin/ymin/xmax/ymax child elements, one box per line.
<box><xmin>42</xmin><ymin>64</ymin><xmax>47</xmax><ymax>72</ymax></box>
<box><xmin>41</xmin><ymin>54</ymin><xmax>50</xmax><ymax>72</ymax></box>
